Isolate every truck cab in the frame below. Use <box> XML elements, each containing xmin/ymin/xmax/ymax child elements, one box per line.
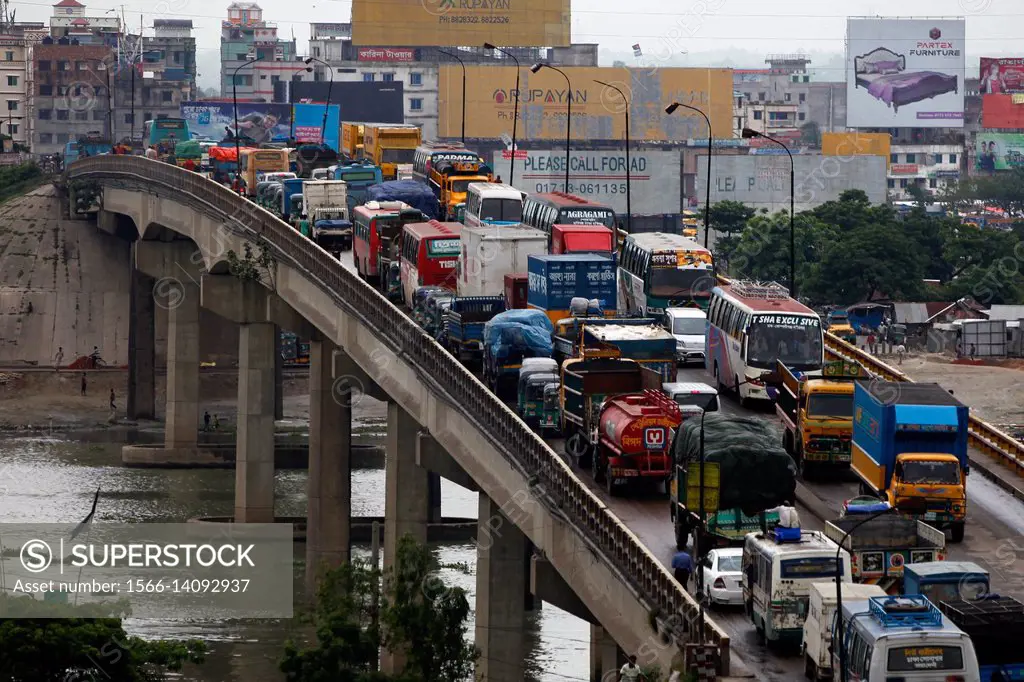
<box><xmin>903</xmin><ymin>561</ymin><xmax>990</xmax><ymax>606</ymax></box>
<box><xmin>551</xmin><ymin>224</ymin><xmax>615</xmax><ymax>256</ymax></box>
<box><xmin>826</xmin><ymin>309</ymin><xmax>857</xmax><ymax>343</ymax></box>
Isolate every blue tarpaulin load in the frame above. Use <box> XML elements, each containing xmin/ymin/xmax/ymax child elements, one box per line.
<box><xmin>484</xmin><ymin>309</ymin><xmax>554</xmax><ymax>361</ymax></box>
<box><xmin>366</xmin><ymin>180</ymin><xmax>440</xmax><ymax>220</ymax></box>
<box><xmin>313</xmin><ymin>219</ymin><xmax>351</xmax><ymax>229</ymax></box>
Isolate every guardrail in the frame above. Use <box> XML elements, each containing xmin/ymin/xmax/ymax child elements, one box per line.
<box><xmin>67</xmin><ymin>157</ymin><xmax>731</xmax><ymax>671</ymax></box>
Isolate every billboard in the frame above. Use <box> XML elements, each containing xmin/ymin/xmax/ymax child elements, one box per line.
<box><xmin>180</xmin><ymin>102</ymin><xmax>291</xmax><ymax>144</ymax></box>
<box><xmin>821</xmin><ymin>132</ymin><xmax>891</xmax><ymax>168</ymax></box>
<box><xmin>974</xmin><ymin>133</ymin><xmax>1024</xmax><ymax>172</ymax></box>
<box><xmin>351</xmin><ymin>0</ymin><xmax>569</xmax><ymax>47</ymax></box>
<box><xmin>981</xmin><ymin>94</ymin><xmax>1024</xmax><ymax>129</ymax></box>
<box><xmin>292</xmin><ymin>103</ymin><xmax>341</xmax><ymax>150</ymax></box>
<box><xmin>980</xmin><ymin>58</ymin><xmax>1024</xmax><ymax>94</ymax></box>
<box><xmin>286</xmin><ymin>82</ymin><xmax>405</xmax><ymax>124</ymax></box>
<box><xmin>438</xmin><ymin>66</ymin><xmax>733</xmax><ymax>142</ymax></box>
<box><xmin>492</xmin><ymin>149</ymin><xmax>682</xmax><ymax>215</ymax></box>
<box><xmin>695</xmin><ymin>155</ymin><xmax>888</xmax><ymax>213</ymax></box>
<box><xmin>357</xmin><ymin>47</ymin><xmax>417</xmax><ymax>62</ymax></box>
<box><xmin>846</xmin><ymin>18</ymin><xmax>965</xmax><ymax>128</ymax></box>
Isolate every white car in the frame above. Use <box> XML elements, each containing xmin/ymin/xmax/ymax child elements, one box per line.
<box><xmin>699</xmin><ymin>548</ymin><xmax>743</xmax><ymax>606</ymax></box>
<box><xmin>664</xmin><ymin>307</ymin><xmax>707</xmax><ymax>365</ymax></box>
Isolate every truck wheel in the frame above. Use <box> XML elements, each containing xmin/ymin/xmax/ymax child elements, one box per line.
<box><xmin>591</xmin><ymin>448</ymin><xmax>603</xmax><ymax>483</ymax></box>
<box><xmin>804</xmin><ymin>654</ymin><xmax>815</xmax><ymax>679</ymax></box>
<box><xmin>951</xmin><ymin>522</ymin><xmax>965</xmax><ymax>543</ymax></box>
<box><xmin>605</xmin><ymin>464</ymin><xmax>618</xmax><ymax>496</ymax></box>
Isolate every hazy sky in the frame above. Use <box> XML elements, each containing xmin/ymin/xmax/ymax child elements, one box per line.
<box><xmin>10</xmin><ymin>0</ymin><xmax>1022</xmax><ymax>88</ymax></box>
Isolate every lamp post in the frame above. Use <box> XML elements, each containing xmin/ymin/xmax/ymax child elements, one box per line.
<box><xmin>304</xmin><ymin>57</ymin><xmax>333</xmax><ymax>147</ymax></box>
<box><xmin>666</xmin><ymin>102</ymin><xmax>712</xmax><ymax>248</ymax></box>
<box><xmin>531</xmin><ymin>63</ymin><xmax>572</xmax><ymax>193</ymax></box>
<box><xmin>232</xmin><ymin>55</ymin><xmax>264</xmax><ymax>173</ymax></box>
<box><xmin>594</xmin><ymin>79</ymin><xmax>631</xmax><ymax>234</ymax></box>
<box><xmin>483</xmin><ymin>42</ymin><xmax>520</xmax><ymax>185</ymax></box>
<box><xmin>81</xmin><ymin>58</ymin><xmax>113</xmax><ymax>142</ymax></box>
<box><xmin>437</xmin><ymin>49</ymin><xmax>466</xmax><ymax>144</ymax></box>
<box><xmin>288</xmin><ymin>66</ymin><xmax>313</xmax><ymax>143</ymax></box>
<box><xmin>741</xmin><ymin>127</ymin><xmax>796</xmax><ymax>298</ymax></box>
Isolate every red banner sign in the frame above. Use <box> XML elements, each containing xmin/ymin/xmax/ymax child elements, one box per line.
<box><xmin>891</xmin><ymin>164</ymin><xmax>919</xmax><ymax>174</ymax></box>
<box><xmin>982</xmin><ymin>94</ymin><xmax>1024</xmax><ymax>129</ymax></box>
<box><xmin>501</xmin><ymin>149</ymin><xmax>527</xmax><ymax>160</ymax></box>
<box><xmin>980</xmin><ymin>57</ymin><xmax>1024</xmax><ymax>94</ymax></box>
<box><xmin>357</xmin><ymin>47</ymin><xmax>416</xmax><ymax>62</ymax></box>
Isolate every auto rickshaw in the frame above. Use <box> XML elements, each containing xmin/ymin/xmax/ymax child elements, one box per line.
<box><xmin>384</xmin><ymin>261</ymin><xmax>403</xmax><ymax>302</ymax></box>
<box><xmin>412</xmin><ymin>286</ymin><xmax>452</xmax><ymax>327</ymax></box>
<box><xmin>518</xmin><ymin>372</ymin><xmax>560</xmax><ymax>431</ymax></box>
<box><xmin>541</xmin><ymin>383</ymin><xmax>561</xmax><ymax>433</ymax></box>
<box><xmin>423</xmin><ymin>291</ymin><xmax>455</xmax><ymax>337</ymax></box>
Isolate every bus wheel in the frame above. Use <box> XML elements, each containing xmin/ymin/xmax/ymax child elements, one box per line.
<box><xmin>951</xmin><ymin>522</ymin><xmax>965</xmax><ymax>543</ymax></box>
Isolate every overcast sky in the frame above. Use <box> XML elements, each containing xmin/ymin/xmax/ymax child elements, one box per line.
<box><xmin>11</xmin><ymin>0</ymin><xmax>1022</xmax><ymax>88</ymax></box>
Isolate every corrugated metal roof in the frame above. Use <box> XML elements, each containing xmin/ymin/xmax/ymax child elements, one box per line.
<box><xmin>986</xmin><ymin>305</ymin><xmax>1024</xmax><ymax>321</ymax></box>
<box><xmin>892</xmin><ymin>303</ymin><xmax>931</xmax><ymax>324</ymax></box>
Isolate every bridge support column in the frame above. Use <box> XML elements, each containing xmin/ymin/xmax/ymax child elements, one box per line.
<box><xmin>590</xmin><ymin>625</ymin><xmax>625</xmax><ymax>681</ymax></box>
<box><xmin>274</xmin><ymin>326</ymin><xmax>284</xmax><ymax>420</ymax></box>
<box><xmin>165</xmin><ymin>279</ymin><xmax>200</xmax><ymax>449</ymax></box>
<box><xmin>305</xmin><ymin>338</ymin><xmax>351</xmax><ymax>595</ymax></box>
<box><xmin>127</xmin><ymin>244</ymin><xmax>155</xmax><ymax>420</ymax></box>
<box><xmin>234</xmin><ymin>322</ymin><xmax>276</xmax><ymax>523</ymax></box>
<box><xmin>380</xmin><ymin>401</ymin><xmax>429</xmax><ymax>675</ymax></box>
<box><xmin>475</xmin><ymin>493</ymin><xmax>527</xmax><ymax>682</ymax></box>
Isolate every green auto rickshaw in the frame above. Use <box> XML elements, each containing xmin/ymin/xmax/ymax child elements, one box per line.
<box><xmin>517</xmin><ymin>358</ymin><xmax>560</xmax><ymax>428</ymax></box>
<box><xmin>540</xmin><ymin>383</ymin><xmax>561</xmax><ymax>432</ymax></box>
<box><xmin>412</xmin><ymin>286</ymin><xmax>453</xmax><ymax>328</ymax></box>
<box><xmin>424</xmin><ymin>292</ymin><xmax>455</xmax><ymax>337</ymax></box>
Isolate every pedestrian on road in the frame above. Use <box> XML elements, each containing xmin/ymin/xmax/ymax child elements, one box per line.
<box><xmin>896</xmin><ymin>343</ymin><xmax>906</xmax><ymax>365</ymax></box>
<box><xmin>54</xmin><ymin>346</ymin><xmax>63</xmax><ymax>371</ymax></box>
<box><xmin>109</xmin><ymin>389</ymin><xmax>116</xmax><ymax>411</ymax></box>
<box><xmin>970</xmin><ymin>343</ymin><xmax>977</xmax><ymax>361</ymax></box>
<box><xmin>619</xmin><ymin>655</ymin><xmax>646</xmax><ymax>681</ymax></box>
<box><xmin>671</xmin><ymin>549</ymin><xmax>693</xmax><ymax>591</ymax></box>
<box><xmin>867</xmin><ymin>333</ymin><xmax>876</xmax><ymax>355</ymax></box>
<box><xmin>80</xmin><ymin>373</ymin><xmax>87</xmax><ymax>396</ymax></box>
<box><xmin>204</xmin><ymin>411</ymin><xmax>211</xmax><ymax>431</ymax></box>
<box><xmin>213</xmin><ymin>414</ymin><xmax>220</xmax><ymax>430</ymax></box>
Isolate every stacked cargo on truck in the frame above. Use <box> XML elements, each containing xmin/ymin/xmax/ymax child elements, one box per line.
<box><xmin>938</xmin><ymin>595</ymin><xmax>1024</xmax><ymax>681</ymax></box>
<box><xmin>527</xmin><ymin>254</ymin><xmax>617</xmax><ymax>325</ymax></box>
<box><xmin>302</xmin><ymin>180</ymin><xmax>351</xmax><ymax>254</ymax></box>
<box><xmin>482</xmin><ymin>309</ymin><xmax>554</xmax><ymax>393</ymax></box>
<box><xmin>412</xmin><ymin>141</ymin><xmax>493</xmax><ymax>220</ymax></box>
<box><xmin>553</xmin><ymin>318</ymin><xmax>676</xmax><ymax>382</ymax></box>
<box><xmin>366</xmin><ymin>179</ymin><xmax>441</xmax><ymax>221</ymax></box>
<box><xmin>457</xmin><ymin>225</ymin><xmax>548</xmax><ymax>298</ymax></box>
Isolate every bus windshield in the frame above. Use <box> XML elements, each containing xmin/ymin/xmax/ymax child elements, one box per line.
<box><xmin>383</xmin><ymin>149</ymin><xmax>416</xmax><ymax>164</ymax></box>
<box><xmin>480</xmin><ymin>198</ymin><xmax>523</xmax><ymax>222</ymax></box>
<box><xmin>745</xmin><ymin>315</ymin><xmax>823</xmax><ymax>370</ymax></box>
<box><xmin>648</xmin><ymin>268</ymin><xmax>710</xmax><ymax>298</ymax></box>
<box><xmin>806</xmin><ymin>393</ymin><xmax>853</xmax><ymax>418</ymax></box>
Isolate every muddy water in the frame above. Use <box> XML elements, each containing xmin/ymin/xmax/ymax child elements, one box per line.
<box><xmin>0</xmin><ymin>431</ymin><xmax>590</xmax><ymax>682</ymax></box>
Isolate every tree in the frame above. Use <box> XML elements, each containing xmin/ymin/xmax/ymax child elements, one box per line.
<box><xmin>972</xmin><ymin>169</ymin><xmax>1024</xmax><ymax>216</ymax></box>
<box><xmin>727</xmin><ymin>210</ymin><xmax>834</xmax><ymax>292</ymax></box>
<box><xmin>707</xmin><ymin>200</ymin><xmax>756</xmax><ymax>266</ymax></box>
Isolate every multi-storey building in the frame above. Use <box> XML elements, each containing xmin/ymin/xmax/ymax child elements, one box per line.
<box><xmin>1</xmin><ymin>33</ymin><xmax>31</xmax><ymax>149</ymax></box>
<box><xmin>32</xmin><ymin>40</ymin><xmax>112</xmax><ymax>154</ymax></box>
<box><xmin>219</xmin><ymin>2</ymin><xmax>296</xmax><ymax>101</ymax></box>
<box><xmin>48</xmin><ymin>0</ymin><xmax>119</xmax><ymax>45</ymax></box>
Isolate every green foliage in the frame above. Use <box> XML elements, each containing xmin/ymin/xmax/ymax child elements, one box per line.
<box><xmin>0</xmin><ymin>163</ymin><xmax>44</xmax><ymax>204</ymax></box>
<box><xmin>68</xmin><ymin>179</ymin><xmax>102</xmax><ymax>213</ymax></box>
<box><xmin>226</xmin><ymin>242</ymin><xmax>275</xmax><ymax>284</ymax></box>
<box><xmin>708</xmin><ymin>200</ymin><xmax>755</xmax><ymax>235</ymax></box>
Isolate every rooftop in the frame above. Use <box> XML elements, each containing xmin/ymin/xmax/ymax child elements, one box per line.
<box><xmin>53</xmin><ymin>0</ymin><xmax>85</xmax><ymax>7</ymax></box>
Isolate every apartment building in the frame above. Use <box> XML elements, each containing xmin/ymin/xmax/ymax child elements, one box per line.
<box><xmin>1</xmin><ymin>34</ymin><xmax>29</xmax><ymax>148</ymax></box>
<box><xmin>32</xmin><ymin>40</ymin><xmax>112</xmax><ymax>154</ymax></box>
<box><xmin>220</xmin><ymin>2</ymin><xmax>296</xmax><ymax>101</ymax></box>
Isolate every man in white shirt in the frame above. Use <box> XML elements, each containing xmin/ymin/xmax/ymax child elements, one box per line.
<box><xmin>619</xmin><ymin>655</ymin><xmax>646</xmax><ymax>681</ymax></box>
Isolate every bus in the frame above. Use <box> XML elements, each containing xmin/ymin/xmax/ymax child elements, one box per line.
<box><xmin>143</xmin><ymin>118</ymin><xmax>190</xmax><ymax>149</ymax></box>
<box><xmin>412</xmin><ymin>142</ymin><xmax>491</xmax><ymax>220</ymax></box>
<box><xmin>399</xmin><ymin>220</ymin><xmax>462</xmax><ymax>308</ymax></box>
<box><xmin>706</xmin><ymin>280</ymin><xmax>823</xmax><ymax>403</ymax></box>
<box><xmin>240</xmin><ymin>148</ymin><xmax>290</xmax><ymax>197</ymax></box>
<box><xmin>742</xmin><ymin>529</ymin><xmax>851</xmax><ymax>645</ymax></box>
<box><xmin>352</xmin><ymin>200</ymin><xmax>425</xmax><ymax>288</ymax></box>
<box><xmin>618</xmin><ymin>232</ymin><xmax>715</xmax><ymax>317</ymax></box>
<box><xmin>833</xmin><ymin>595</ymin><xmax>980</xmax><ymax>682</ymax></box>
<box><xmin>464</xmin><ymin>183</ymin><xmax>523</xmax><ymax>227</ymax></box>
<box><xmin>521</xmin><ymin>192</ymin><xmax>617</xmax><ymax>243</ymax></box>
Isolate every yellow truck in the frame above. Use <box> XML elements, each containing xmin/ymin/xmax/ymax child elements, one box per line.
<box><xmin>362</xmin><ymin>123</ymin><xmax>421</xmax><ymax>181</ymax></box>
<box><xmin>776</xmin><ymin>359</ymin><xmax>867</xmax><ymax>478</ymax></box>
<box><xmin>341</xmin><ymin>122</ymin><xmax>364</xmax><ymax>159</ymax></box>
<box><xmin>412</xmin><ymin>142</ymin><xmax>493</xmax><ymax>220</ymax></box>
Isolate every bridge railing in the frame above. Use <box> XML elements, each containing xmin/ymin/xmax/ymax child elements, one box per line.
<box><xmin>68</xmin><ymin>157</ymin><xmax>731</xmax><ymax>669</ymax></box>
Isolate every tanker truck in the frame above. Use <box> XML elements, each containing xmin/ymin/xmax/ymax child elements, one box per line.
<box><xmin>595</xmin><ymin>389</ymin><xmax>683</xmax><ymax>496</ymax></box>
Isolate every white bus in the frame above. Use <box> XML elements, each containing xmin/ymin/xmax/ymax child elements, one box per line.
<box><xmin>743</xmin><ymin>529</ymin><xmax>851</xmax><ymax>646</ymax></box>
<box><xmin>833</xmin><ymin>595</ymin><xmax>980</xmax><ymax>682</ymax></box>
<box><xmin>619</xmin><ymin>232</ymin><xmax>714</xmax><ymax>317</ymax></box>
<box><xmin>463</xmin><ymin>182</ymin><xmax>524</xmax><ymax>228</ymax></box>
<box><xmin>707</xmin><ymin>280</ymin><xmax>823</xmax><ymax>404</ymax></box>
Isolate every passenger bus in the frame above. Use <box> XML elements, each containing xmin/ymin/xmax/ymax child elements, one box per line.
<box><xmin>412</xmin><ymin>142</ymin><xmax>491</xmax><ymax>220</ymax></box>
<box><xmin>520</xmin><ymin>192</ymin><xmax>616</xmax><ymax>243</ymax></box>
<box><xmin>463</xmin><ymin>183</ymin><xmax>523</xmax><ymax>227</ymax></box>
<box><xmin>240</xmin><ymin>148</ymin><xmax>290</xmax><ymax>197</ymax></box>
<box><xmin>352</xmin><ymin>200</ymin><xmax>425</xmax><ymax>288</ymax></box>
<box><xmin>399</xmin><ymin>220</ymin><xmax>462</xmax><ymax>308</ymax></box>
<box><xmin>742</xmin><ymin>529</ymin><xmax>851</xmax><ymax>645</ymax></box>
<box><xmin>706</xmin><ymin>280</ymin><xmax>823</xmax><ymax>403</ymax></box>
<box><xmin>833</xmin><ymin>595</ymin><xmax>980</xmax><ymax>682</ymax></box>
<box><xmin>618</xmin><ymin>232</ymin><xmax>715</xmax><ymax>317</ymax></box>
<box><xmin>143</xmin><ymin>118</ymin><xmax>190</xmax><ymax>149</ymax></box>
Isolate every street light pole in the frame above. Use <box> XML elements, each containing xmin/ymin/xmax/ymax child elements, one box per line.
<box><xmin>742</xmin><ymin>127</ymin><xmax>796</xmax><ymax>298</ymax></box>
<box><xmin>232</xmin><ymin>55</ymin><xmax>264</xmax><ymax>174</ymax></box>
<box><xmin>484</xmin><ymin>43</ymin><xmax>520</xmax><ymax>185</ymax></box>
<box><xmin>438</xmin><ymin>49</ymin><xmax>466</xmax><ymax>144</ymax></box>
<box><xmin>595</xmin><ymin>79</ymin><xmax>631</xmax><ymax>234</ymax></box>
<box><xmin>304</xmin><ymin>57</ymin><xmax>333</xmax><ymax>147</ymax></box>
<box><xmin>666</xmin><ymin>102</ymin><xmax>713</xmax><ymax>248</ymax></box>
<box><xmin>289</xmin><ymin>66</ymin><xmax>313</xmax><ymax>143</ymax></box>
<box><xmin>532</xmin><ymin>63</ymin><xmax>572</xmax><ymax>193</ymax></box>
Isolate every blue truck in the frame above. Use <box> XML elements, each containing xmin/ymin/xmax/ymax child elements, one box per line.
<box><xmin>481</xmin><ymin>309</ymin><xmax>554</xmax><ymax>394</ymax></box>
<box><xmin>526</xmin><ymin>254</ymin><xmax>617</xmax><ymax>326</ymax></box>
<box><xmin>365</xmin><ymin>179</ymin><xmax>440</xmax><ymax>221</ymax></box>
<box><xmin>280</xmin><ymin>177</ymin><xmax>306</xmax><ymax>222</ymax></box>
<box><xmin>442</xmin><ymin>296</ymin><xmax>506</xmax><ymax>363</ymax></box>
<box><xmin>333</xmin><ymin>160</ymin><xmax>383</xmax><ymax>215</ymax></box>
<box><xmin>852</xmin><ymin>381</ymin><xmax>969</xmax><ymax>543</ymax></box>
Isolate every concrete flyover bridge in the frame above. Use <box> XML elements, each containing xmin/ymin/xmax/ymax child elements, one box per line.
<box><xmin>65</xmin><ymin>156</ymin><xmax>731</xmax><ymax>680</ymax></box>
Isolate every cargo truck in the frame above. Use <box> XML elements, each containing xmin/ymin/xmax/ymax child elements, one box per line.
<box><xmin>442</xmin><ymin>296</ymin><xmax>506</xmax><ymax>363</ymax></box>
<box><xmin>302</xmin><ymin>180</ymin><xmax>350</xmax><ymax>253</ymax></box>
<box><xmin>776</xmin><ymin>359</ymin><xmax>867</xmax><ymax>477</ymax></box>
<box><xmin>596</xmin><ymin>390</ymin><xmax>682</xmax><ymax>495</ymax></box>
<box><xmin>852</xmin><ymin>381</ymin><xmax>969</xmax><ymax>543</ymax></box>
<box><xmin>341</xmin><ymin>122</ymin><xmax>365</xmax><ymax>159</ymax></box>
<box><xmin>551</xmin><ymin>224</ymin><xmax>616</xmax><ymax>256</ymax></box>
<box><xmin>332</xmin><ymin>160</ymin><xmax>382</xmax><ymax>215</ymax></box>
<box><xmin>526</xmin><ymin>254</ymin><xmax>618</xmax><ymax>326</ymax></box>
<box><xmin>824</xmin><ymin>513</ymin><xmax>945</xmax><ymax>593</ymax></box>
<box><xmin>553</xmin><ymin>318</ymin><xmax>676</xmax><ymax>382</ymax></box>
<box><xmin>482</xmin><ymin>309</ymin><xmax>553</xmax><ymax>393</ymax></box>
<box><xmin>903</xmin><ymin>561</ymin><xmax>991</xmax><ymax>604</ymax></box>
<box><xmin>362</xmin><ymin>123</ymin><xmax>422</xmax><ymax>181</ymax></box>
<box><xmin>457</xmin><ymin>225</ymin><xmax>548</xmax><ymax>298</ymax></box>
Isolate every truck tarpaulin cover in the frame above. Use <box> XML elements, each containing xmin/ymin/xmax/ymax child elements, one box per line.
<box><xmin>365</xmin><ymin>180</ymin><xmax>440</xmax><ymax>220</ymax></box>
<box><xmin>314</xmin><ymin>219</ymin><xmax>351</xmax><ymax>230</ymax></box>
<box><xmin>484</xmin><ymin>310</ymin><xmax>554</xmax><ymax>361</ymax></box>
<box><xmin>673</xmin><ymin>413</ymin><xmax>797</xmax><ymax>515</ymax></box>
<box><xmin>174</xmin><ymin>140</ymin><xmax>202</xmax><ymax>159</ymax></box>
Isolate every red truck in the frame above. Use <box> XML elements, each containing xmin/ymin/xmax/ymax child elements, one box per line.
<box><xmin>597</xmin><ymin>389</ymin><xmax>682</xmax><ymax>495</ymax></box>
<box><xmin>551</xmin><ymin>224</ymin><xmax>615</xmax><ymax>256</ymax></box>
<box><xmin>504</xmin><ymin>273</ymin><xmax>528</xmax><ymax>309</ymax></box>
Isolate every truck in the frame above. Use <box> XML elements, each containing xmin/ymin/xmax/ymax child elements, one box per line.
<box><xmin>559</xmin><ymin>356</ymin><xmax>667</xmax><ymax>494</ymax></box>
<box><xmin>802</xmin><ymin>582</ymin><xmax>888</xmax><ymax>681</ymax></box>
<box><xmin>852</xmin><ymin>380</ymin><xmax>969</xmax><ymax>543</ymax></box>
<box><xmin>481</xmin><ymin>309</ymin><xmax>554</xmax><ymax>393</ymax></box>
<box><xmin>903</xmin><ymin>561</ymin><xmax>991</xmax><ymax>604</ymax></box>
<box><xmin>504</xmin><ymin>273</ymin><xmax>527</xmax><ymax>309</ymax></box>
<box><xmin>551</xmin><ymin>224</ymin><xmax>616</xmax><ymax>256</ymax></box>
<box><xmin>341</xmin><ymin>122</ymin><xmax>365</xmax><ymax>159</ymax></box>
<box><xmin>293</xmin><ymin>143</ymin><xmax>338</xmax><ymax>179</ymax></box>
<box><xmin>442</xmin><ymin>296</ymin><xmax>506</xmax><ymax>362</ymax></box>
<box><xmin>824</xmin><ymin>513</ymin><xmax>945</xmax><ymax>593</ymax></box>
<box><xmin>596</xmin><ymin>390</ymin><xmax>682</xmax><ymax>496</ymax></box>
<box><xmin>777</xmin><ymin>359</ymin><xmax>867</xmax><ymax>478</ymax></box>
<box><xmin>366</xmin><ymin>180</ymin><xmax>440</xmax><ymax>221</ymax></box>
<box><xmin>362</xmin><ymin>123</ymin><xmax>422</xmax><ymax>181</ymax></box>
<box><xmin>280</xmin><ymin>177</ymin><xmax>306</xmax><ymax>222</ymax></box>
<box><xmin>332</xmin><ymin>160</ymin><xmax>383</xmax><ymax>215</ymax></box>
<box><xmin>526</xmin><ymin>254</ymin><xmax>618</xmax><ymax>326</ymax></box>
<box><xmin>63</xmin><ymin>133</ymin><xmax>113</xmax><ymax>163</ymax></box>
<box><xmin>457</xmin><ymin>225</ymin><xmax>548</xmax><ymax>298</ymax></box>
<box><xmin>826</xmin><ymin>309</ymin><xmax>857</xmax><ymax>343</ymax></box>
<box><xmin>553</xmin><ymin>318</ymin><xmax>676</xmax><ymax>382</ymax></box>
<box><xmin>669</xmin><ymin>413</ymin><xmax>797</xmax><ymax>549</ymax></box>
<box><xmin>413</xmin><ymin>142</ymin><xmax>493</xmax><ymax>220</ymax></box>
<box><xmin>302</xmin><ymin>180</ymin><xmax>351</xmax><ymax>254</ymax></box>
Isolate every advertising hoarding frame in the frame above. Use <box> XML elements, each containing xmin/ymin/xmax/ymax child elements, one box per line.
<box><xmin>979</xmin><ymin>57</ymin><xmax>1024</xmax><ymax>94</ymax></box>
<box><xmin>180</xmin><ymin>102</ymin><xmax>291</xmax><ymax>144</ymax></box>
<box><xmin>974</xmin><ymin>133</ymin><xmax>1024</xmax><ymax>172</ymax></box>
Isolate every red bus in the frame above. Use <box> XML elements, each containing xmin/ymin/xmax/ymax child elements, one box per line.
<box><xmin>399</xmin><ymin>220</ymin><xmax>462</xmax><ymax>307</ymax></box>
<box><xmin>352</xmin><ymin>200</ymin><xmax>425</xmax><ymax>287</ymax></box>
<box><xmin>521</xmin><ymin>192</ymin><xmax>617</xmax><ymax>245</ymax></box>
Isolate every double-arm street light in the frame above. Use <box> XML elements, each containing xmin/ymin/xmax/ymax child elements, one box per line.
<box><xmin>437</xmin><ymin>49</ymin><xmax>466</xmax><ymax>144</ymax></box>
<box><xmin>531</xmin><ymin>63</ymin><xmax>572</xmax><ymax>193</ymax></box>
<box><xmin>741</xmin><ymin>127</ymin><xmax>796</xmax><ymax>298</ymax></box>
<box><xmin>483</xmin><ymin>42</ymin><xmax>520</xmax><ymax>185</ymax></box>
<box><xmin>303</xmin><ymin>56</ymin><xmax>333</xmax><ymax>147</ymax></box>
<box><xmin>666</xmin><ymin>102</ymin><xmax>713</xmax><ymax>248</ymax></box>
<box><xmin>80</xmin><ymin>58</ymin><xmax>113</xmax><ymax>141</ymax></box>
<box><xmin>232</xmin><ymin>54</ymin><xmax>264</xmax><ymax>172</ymax></box>
<box><xmin>594</xmin><ymin>79</ymin><xmax>631</xmax><ymax>234</ymax></box>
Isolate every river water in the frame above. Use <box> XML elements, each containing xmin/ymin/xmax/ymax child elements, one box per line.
<box><xmin>0</xmin><ymin>430</ymin><xmax>591</xmax><ymax>681</ymax></box>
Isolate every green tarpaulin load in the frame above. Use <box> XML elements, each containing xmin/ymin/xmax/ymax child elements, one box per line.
<box><xmin>174</xmin><ymin>140</ymin><xmax>202</xmax><ymax>159</ymax></box>
<box><xmin>673</xmin><ymin>412</ymin><xmax>797</xmax><ymax>516</ymax></box>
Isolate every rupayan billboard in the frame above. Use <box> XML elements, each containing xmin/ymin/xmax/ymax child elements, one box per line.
<box><xmin>695</xmin><ymin>154</ymin><xmax>888</xmax><ymax>213</ymax></box>
<box><xmin>846</xmin><ymin>18</ymin><xmax>965</xmax><ymax>128</ymax></box>
<box><xmin>492</xmin><ymin>149</ymin><xmax>682</xmax><ymax>215</ymax></box>
<box><xmin>439</xmin><ymin>66</ymin><xmax>732</xmax><ymax>142</ymax></box>
<box><xmin>351</xmin><ymin>0</ymin><xmax>569</xmax><ymax>47</ymax></box>
<box><xmin>975</xmin><ymin>133</ymin><xmax>1024</xmax><ymax>172</ymax></box>
<box><xmin>980</xmin><ymin>57</ymin><xmax>1024</xmax><ymax>94</ymax></box>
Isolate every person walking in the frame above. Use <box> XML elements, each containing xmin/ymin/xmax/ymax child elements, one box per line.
<box><xmin>619</xmin><ymin>655</ymin><xmax>646</xmax><ymax>681</ymax></box>
<box><xmin>896</xmin><ymin>343</ymin><xmax>906</xmax><ymax>365</ymax></box>
<box><xmin>204</xmin><ymin>411</ymin><xmax>211</xmax><ymax>431</ymax></box>
<box><xmin>80</xmin><ymin>373</ymin><xmax>87</xmax><ymax>396</ymax></box>
<box><xmin>970</xmin><ymin>343</ymin><xmax>977</xmax><ymax>361</ymax></box>
<box><xmin>54</xmin><ymin>346</ymin><xmax>63</xmax><ymax>372</ymax></box>
<box><xmin>671</xmin><ymin>549</ymin><xmax>693</xmax><ymax>591</ymax></box>
<box><xmin>109</xmin><ymin>388</ymin><xmax>116</xmax><ymax>411</ymax></box>
<box><xmin>867</xmin><ymin>333</ymin><xmax>876</xmax><ymax>355</ymax></box>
